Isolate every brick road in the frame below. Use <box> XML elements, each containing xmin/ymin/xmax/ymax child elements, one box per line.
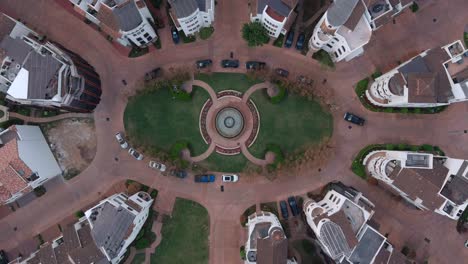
<box><xmin>0</xmin><ymin>0</ymin><xmax>467</xmax><ymax>263</ymax></box>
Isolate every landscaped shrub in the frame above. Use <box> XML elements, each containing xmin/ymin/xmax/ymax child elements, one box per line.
<box><xmin>270</xmin><ymin>85</ymin><xmax>287</xmax><ymax>104</ymax></box>
<box><xmin>355</xmin><ymin>78</ymin><xmax>369</xmax><ymax>97</ymax></box>
<box><xmin>242</xmin><ymin>22</ymin><xmax>269</xmax><ymax>47</ymax></box>
<box><xmin>75</xmin><ymin>210</ymin><xmax>85</xmax><ymax>218</ymax></box>
<box><xmin>128</xmin><ymin>46</ymin><xmax>149</xmax><ymax>58</ymax></box>
<box><xmin>464</xmin><ymin>32</ymin><xmax>468</xmax><ymax>49</ymax></box>
<box><xmin>401</xmin><ymin>108</ymin><xmax>409</xmax><ymax>114</ymax></box>
<box><xmin>421</xmin><ymin>144</ymin><xmax>434</xmax><ymax>152</ymax></box>
<box><xmin>150</xmin><ymin>189</ymin><xmax>158</xmax><ymax>199</ymax></box>
<box><xmin>135</xmin><ymin>237</ymin><xmax>151</xmax><ymax>249</ymax></box>
<box><xmin>410</xmin><ymin>2</ymin><xmax>419</xmax><ymax>12</ymax></box>
<box><xmin>154</xmin><ymin>38</ymin><xmax>162</xmax><ymax>49</ymax></box>
<box><xmin>273</xmin><ymin>34</ymin><xmax>285</xmax><ymax>47</ymax></box>
<box><xmin>456</xmin><ymin>206</ymin><xmax>468</xmax><ymax>233</ymax></box>
<box><xmin>240</xmin><ymin>246</ymin><xmax>246</xmax><ymax>260</ymax></box>
<box><xmin>199</xmin><ymin>27</ymin><xmax>214</xmax><ymax>40</ymax></box>
<box><xmin>33</xmin><ymin>186</ymin><xmax>47</xmax><ymax>197</ymax></box>
<box><xmin>149</xmin><ymin>0</ymin><xmax>162</xmax><ymax>9</ymax></box>
<box><xmin>180</xmin><ymin>31</ymin><xmax>196</xmax><ymax>43</ymax></box>
<box><xmin>312</xmin><ymin>49</ymin><xmax>334</xmax><ymax>68</ymax></box>
<box><xmin>371</xmin><ymin>70</ymin><xmax>382</xmax><ymax>80</ymax></box>
<box><xmin>169</xmin><ymin>84</ymin><xmax>191</xmax><ymax>101</ymax></box>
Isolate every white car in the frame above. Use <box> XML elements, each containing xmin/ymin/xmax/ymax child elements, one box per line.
<box><xmin>222</xmin><ymin>174</ymin><xmax>239</xmax><ymax>182</ymax></box>
<box><xmin>115</xmin><ymin>132</ymin><xmax>128</xmax><ymax>149</ymax></box>
<box><xmin>149</xmin><ymin>161</ymin><xmax>166</xmax><ymax>172</ymax></box>
<box><xmin>128</xmin><ymin>148</ymin><xmax>143</xmax><ymax>160</ymax></box>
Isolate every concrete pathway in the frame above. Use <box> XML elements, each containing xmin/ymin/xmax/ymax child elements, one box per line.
<box><xmin>0</xmin><ymin>105</ymin><xmax>8</xmax><ymax>123</ymax></box>
<box><xmin>8</xmin><ymin>112</ymin><xmax>93</xmax><ymax>123</ymax></box>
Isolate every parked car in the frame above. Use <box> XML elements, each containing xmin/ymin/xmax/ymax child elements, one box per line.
<box><xmin>171</xmin><ymin>27</ymin><xmax>180</xmax><ymax>44</ymax></box>
<box><xmin>344</xmin><ymin>112</ymin><xmax>365</xmax><ymax>126</ymax></box>
<box><xmin>0</xmin><ymin>250</ymin><xmax>9</xmax><ymax>264</ymax></box>
<box><xmin>115</xmin><ymin>132</ymin><xmax>128</xmax><ymax>149</ymax></box>
<box><xmin>170</xmin><ymin>170</ymin><xmax>187</xmax><ymax>178</ymax></box>
<box><xmin>280</xmin><ymin>200</ymin><xmax>289</xmax><ymax>220</ymax></box>
<box><xmin>221</xmin><ymin>59</ymin><xmax>239</xmax><ymax>68</ymax></box>
<box><xmin>288</xmin><ymin>196</ymin><xmax>300</xmax><ymax>216</ymax></box>
<box><xmin>275</xmin><ymin>68</ymin><xmax>289</xmax><ymax>77</ymax></box>
<box><xmin>195</xmin><ymin>174</ymin><xmax>216</xmax><ymax>182</ymax></box>
<box><xmin>285</xmin><ymin>31</ymin><xmax>294</xmax><ymax>48</ymax></box>
<box><xmin>246</xmin><ymin>61</ymin><xmax>266</xmax><ymax>70</ymax></box>
<box><xmin>222</xmin><ymin>174</ymin><xmax>239</xmax><ymax>182</ymax></box>
<box><xmin>144</xmin><ymin>67</ymin><xmax>161</xmax><ymax>82</ymax></box>
<box><xmin>128</xmin><ymin>148</ymin><xmax>143</xmax><ymax>160</ymax></box>
<box><xmin>149</xmin><ymin>160</ymin><xmax>166</xmax><ymax>172</ymax></box>
<box><xmin>295</xmin><ymin>33</ymin><xmax>305</xmax><ymax>50</ymax></box>
<box><xmin>196</xmin><ymin>59</ymin><xmax>212</xmax><ymax>69</ymax></box>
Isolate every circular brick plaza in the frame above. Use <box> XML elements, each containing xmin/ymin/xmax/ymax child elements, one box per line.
<box><xmin>199</xmin><ymin>90</ymin><xmax>260</xmax><ymax>155</ymax></box>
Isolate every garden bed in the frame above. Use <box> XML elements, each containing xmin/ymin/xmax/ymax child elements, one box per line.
<box><xmin>351</xmin><ymin>144</ymin><xmax>445</xmax><ymax>179</ymax></box>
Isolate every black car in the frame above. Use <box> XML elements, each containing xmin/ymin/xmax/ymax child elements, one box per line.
<box><xmin>288</xmin><ymin>196</ymin><xmax>300</xmax><ymax>216</ymax></box>
<box><xmin>280</xmin><ymin>200</ymin><xmax>289</xmax><ymax>220</ymax></box>
<box><xmin>170</xmin><ymin>170</ymin><xmax>187</xmax><ymax>178</ymax></box>
<box><xmin>0</xmin><ymin>250</ymin><xmax>8</xmax><ymax>264</ymax></box>
<box><xmin>196</xmin><ymin>59</ymin><xmax>213</xmax><ymax>69</ymax></box>
<box><xmin>344</xmin><ymin>112</ymin><xmax>365</xmax><ymax>126</ymax></box>
<box><xmin>246</xmin><ymin>61</ymin><xmax>266</xmax><ymax>70</ymax></box>
<box><xmin>144</xmin><ymin>67</ymin><xmax>161</xmax><ymax>82</ymax></box>
<box><xmin>275</xmin><ymin>68</ymin><xmax>289</xmax><ymax>77</ymax></box>
<box><xmin>221</xmin><ymin>59</ymin><xmax>239</xmax><ymax>68</ymax></box>
<box><xmin>285</xmin><ymin>31</ymin><xmax>294</xmax><ymax>48</ymax></box>
<box><xmin>295</xmin><ymin>33</ymin><xmax>305</xmax><ymax>50</ymax></box>
<box><xmin>171</xmin><ymin>27</ymin><xmax>180</xmax><ymax>44</ymax></box>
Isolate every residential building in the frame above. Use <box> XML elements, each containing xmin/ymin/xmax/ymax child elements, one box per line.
<box><xmin>0</xmin><ymin>125</ymin><xmax>61</xmax><ymax>205</ymax></box>
<box><xmin>69</xmin><ymin>0</ymin><xmax>158</xmax><ymax>47</ymax></box>
<box><xmin>309</xmin><ymin>0</ymin><xmax>413</xmax><ymax>62</ymax></box>
<box><xmin>168</xmin><ymin>0</ymin><xmax>215</xmax><ymax>36</ymax></box>
<box><xmin>303</xmin><ymin>182</ymin><xmax>409</xmax><ymax>264</ymax></box>
<box><xmin>244</xmin><ymin>211</ymin><xmax>297</xmax><ymax>264</ymax></box>
<box><xmin>366</xmin><ymin>40</ymin><xmax>468</xmax><ymax>108</ymax></box>
<box><xmin>363</xmin><ymin>150</ymin><xmax>468</xmax><ymax>220</ymax></box>
<box><xmin>14</xmin><ymin>191</ymin><xmax>153</xmax><ymax>264</ymax></box>
<box><xmin>0</xmin><ymin>13</ymin><xmax>102</xmax><ymax>112</ymax></box>
<box><xmin>250</xmin><ymin>0</ymin><xmax>298</xmax><ymax>38</ymax></box>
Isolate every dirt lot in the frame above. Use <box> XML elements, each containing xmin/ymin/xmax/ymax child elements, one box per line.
<box><xmin>41</xmin><ymin>118</ymin><xmax>97</xmax><ymax>179</ymax></box>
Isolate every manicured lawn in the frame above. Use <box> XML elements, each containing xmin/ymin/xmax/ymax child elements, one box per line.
<box><xmin>196</xmin><ymin>73</ymin><xmax>262</xmax><ymax>92</ymax></box>
<box><xmin>151</xmin><ymin>198</ymin><xmax>209</xmax><ymax>264</ymax></box>
<box><xmin>199</xmin><ymin>27</ymin><xmax>214</xmax><ymax>40</ymax></box>
<box><xmin>248</xmin><ymin>90</ymin><xmax>333</xmax><ymax>158</ymax></box>
<box><xmin>292</xmin><ymin>239</ymin><xmax>324</xmax><ymax>264</ymax></box>
<box><xmin>198</xmin><ymin>152</ymin><xmax>250</xmax><ymax>172</ymax></box>
<box><xmin>124</xmin><ymin>86</ymin><xmax>210</xmax><ymax>156</ymax></box>
<box><xmin>131</xmin><ymin>253</ymin><xmax>146</xmax><ymax>264</ymax></box>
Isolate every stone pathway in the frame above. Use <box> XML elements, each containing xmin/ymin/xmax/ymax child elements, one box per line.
<box><xmin>144</xmin><ymin>215</ymin><xmax>164</xmax><ymax>264</ymax></box>
<box><xmin>0</xmin><ymin>105</ymin><xmax>9</xmax><ymax>123</ymax></box>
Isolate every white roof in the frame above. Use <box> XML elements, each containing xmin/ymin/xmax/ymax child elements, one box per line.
<box><xmin>16</xmin><ymin>125</ymin><xmax>62</xmax><ymax>178</ymax></box>
<box><xmin>7</xmin><ymin>68</ymin><xmax>29</xmax><ymax>99</ymax></box>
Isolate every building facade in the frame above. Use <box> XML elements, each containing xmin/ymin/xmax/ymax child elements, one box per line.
<box><xmin>363</xmin><ymin>150</ymin><xmax>468</xmax><ymax>220</ymax></box>
<box><xmin>366</xmin><ymin>40</ymin><xmax>468</xmax><ymax>108</ymax></box>
<box><xmin>14</xmin><ymin>191</ymin><xmax>153</xmax><ymax>264</ymax></box>
<box><xmin>69</xmin><ymin>0</ymin><xmax>158</xmax><ymax>47</ymax></box>
<box><xmin>303</xmin><ymin>182</ymin><xmax>409</xmax><ymax>263</ymax></box>
<box><xmin>250</xmin><ymin>0</ymin><xmax>298</xmax><ymax>38</ymax></box>
<box><xmin>245</xmin><ymin>211</ymin><xmax>297</xmax><ymax>264</ymax></box>
<box><xmin>0</xmin><ymin>125</ymin><xmax>62</xmax><ymax>205</ymax></box>
<box><xmin>309</xmin><ymin>0</ymin><xmax>413</xmax><ymax>62</ymax></box>
<box><xmin>168</xmin><ymin>0</ymin><xmax>215</xmax><ymax>36</ymax></box>
<box><xmin>0</xmin><ymin>14</ymin><xmax>102</xmax><ymax>112</ymax></box>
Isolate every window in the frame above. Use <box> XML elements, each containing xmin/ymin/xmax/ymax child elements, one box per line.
<box><xmin>326</xmin><ymin>44</ymin><xmax>332</xmax><ymax>48</ymax></box>
<box><xmin>334</xmin><ymin>52</ymin><xmax>338</xmax><ymax>57</ymax></box>
<box><xmin>137</xmin><ymin>37</ymin><xmax>143</xmax><ymax>41</ymax></box>
<box><xmin>144</xmin><ymin>33</ymin><xmax>149</xmax><ymax>38</ymax></box>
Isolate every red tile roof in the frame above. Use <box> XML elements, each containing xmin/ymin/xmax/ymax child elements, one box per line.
<box><xmin>0</xmin><ymin>130</ymin><xmax>32</xmax><ymax>204</ymax></box>
<box><xmin>265</xmin><ymin>6</ymin><xmax>285</xmax><ymax>23</ymax></box>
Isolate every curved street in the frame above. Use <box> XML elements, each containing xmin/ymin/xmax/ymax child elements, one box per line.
<box><xmin>0</xmin><ymin>0</ymin><xmax>467</xmax><ymax>263</ymax></box>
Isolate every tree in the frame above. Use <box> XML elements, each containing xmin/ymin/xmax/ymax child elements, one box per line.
<box><xmin>242</xmin><ymin>22</ymin><xmax>269</xmax><ymax>47</ymax></box>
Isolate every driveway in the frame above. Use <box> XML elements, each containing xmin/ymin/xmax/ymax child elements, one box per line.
<box><xmin>0</xmin><ymin>0</ymin><xmax>467</xmax><ymax>263</ymax></box>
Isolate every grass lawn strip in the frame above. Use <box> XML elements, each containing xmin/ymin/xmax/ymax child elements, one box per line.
<box><xmin>151</xmin><ymin>198</ymin><xmax>209</xmax><ymax>264</ymax></box>
<box><xmin>124</xmin><ymin>86</ymin><xmax>210</xmax><ymax>156</ymax></box>
<box><xmin>248</xmin><ymin>90</ymin><xmax>333</xmax><ymax>159</ymax></box>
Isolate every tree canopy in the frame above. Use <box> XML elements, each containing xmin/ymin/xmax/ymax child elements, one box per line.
<box><xmin>242</xmin><ymin>22</ymin><xmax>270</xmax><ymax>47</ymax></box>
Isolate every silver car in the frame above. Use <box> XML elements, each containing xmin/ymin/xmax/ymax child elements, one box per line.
<box><xmin>115</xmin><ymin>132</ymin><xmax>128</xmax><ymax>149</ymax></box>
<box><xmin>149</xmin><ymin>160</ymin><xmax>166</xmax><ymax>172</ymax></box>
<box><xmin>222</xmin><ymin>174</ymin><xmax>239</xmax><ymax>182</ymax></box>
<box><xmin>128</xmin><ymin>148</ymin><xmax>143</xmax><ymax>160</ymax></box>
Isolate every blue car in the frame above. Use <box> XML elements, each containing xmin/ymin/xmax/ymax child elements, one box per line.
<box><xmin>285</xmin><ymin>31</ymin><xmax>294</xmax><ymax>48</ymax></box>
<box><xmin>171</xmin><ymin>27</ymin><xmax>180</xmax><ymax>44</ymax></box>
<box><xmin>288</xmin><ymin>196</ymin><xmax>300</xmax><ymax>216</ymax></box>
<box><xmin>195</xmin><ymin>174</ymin><xmax>215</xmax><ymax>183</ymax></box>
<box><xmin>296</xmin><ymin>33</ymin><xmax>305</xmax><ymax>50</ymax></box>
<box><xmin>280</xmin><ymin>201</ymin><xmax>289</xmax><ymax>220</ymax></box>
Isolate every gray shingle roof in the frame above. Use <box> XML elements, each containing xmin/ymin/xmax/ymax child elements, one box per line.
<box><xmin>349</xmin><ymin>227</ymin><xmax>385</xmax><ymax>264</ymax></box>
<box><xmin>169</xmin><ymin>0</ymin><xmax>199</xmax><ymax>18</ymax></box>
<box><xmin>327</xmin><ymin>0</ymin><xmax>359</xmax><ymax>27</ymax></box>
<box><xmin>257</xmin><ymin>0</ymin><xmax>294</xmax><ymax>17</ymax></box>
<box><xmin>113</xmin><ymin>1</ymin><xmax>143</xmax><ymax>31</ymax></box>
<box><xmin>90</xmin><ymin>202</ymin><xmax>136</xmax><ymax>259</ymax></box>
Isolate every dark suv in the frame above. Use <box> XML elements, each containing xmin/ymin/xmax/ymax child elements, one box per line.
<box><xmin>280</xmin><ymin>200</ymin><xmax>289</xmax><ymax>220</ymax></box>
<box><xmin>221</xmin><ymin>59</ymin><xmax>239</xmax><ymax>68</ymax></box>
<box><xmin>275</xmin><ymin>68</ymin><xmax>289</xmax><ymax>77</ymax></box>
<box><xmin>246</xmin><ymin>61</ymin><xmax>266</xmax><ymax>70</ymax></box>
<box><xmin>288</xmin><ymin>196</ymin><xmax>300</xmax><ymax>216</ymax></box>
<box><xmin>344</xmin><ymin>112</ymin><xmax>365</xmax><ymax>126</ymax></box>
<box><xmin>285</xmin><ymin>31</ymin><xmax>294</xmax><ymax>48</ymax></box>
